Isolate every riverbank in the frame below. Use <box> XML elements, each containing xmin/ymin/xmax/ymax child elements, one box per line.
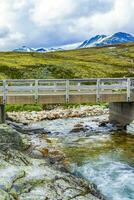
<box><xmin>17</xmin><ymin>115</ymin><xmax>133</xmax><ymax>200</ymax></box>
<box><xmin>7</xmin><ymin>105</ymin><xmax>109</xmax><ymax>124</ymax></box>
<box><xmin>0</xmin><ymin>124</ymin><xmax>106</xmax><ymax>200</ymax></box>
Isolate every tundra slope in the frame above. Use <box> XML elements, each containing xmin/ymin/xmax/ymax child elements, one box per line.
<box><xmin>0</xmin><ymin>42</ymin><xmax>134</xmax><ymax>79</ymax></box>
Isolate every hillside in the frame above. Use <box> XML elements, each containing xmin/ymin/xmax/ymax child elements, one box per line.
<box><xmin>0</xmin><ymin>43</ymin><xmax>134</xmax><ymax>79</ymax></box>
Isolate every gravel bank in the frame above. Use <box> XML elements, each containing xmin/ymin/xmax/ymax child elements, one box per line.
<box><xmin>7</xmin><ymin>105</ymin><xmax>109</xmax><ymax>124</ymax></box>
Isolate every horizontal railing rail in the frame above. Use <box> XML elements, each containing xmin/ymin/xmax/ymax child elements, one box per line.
<box><xmin>0</xmin><ymin>78</ymin><xmax>133</xmax><ymax>104</ymax></box>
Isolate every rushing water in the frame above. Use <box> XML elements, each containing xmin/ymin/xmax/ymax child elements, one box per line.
<box><xmin>31</xmin><ymin>115</ymin><xmax>134</xmax><ymax>200</ymax></box>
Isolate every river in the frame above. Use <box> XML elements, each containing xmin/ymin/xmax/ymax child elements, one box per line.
<box><xmin>31</xmin><ymin>115</ymin><xmax>134</xmax><ymax>200</ymax></box>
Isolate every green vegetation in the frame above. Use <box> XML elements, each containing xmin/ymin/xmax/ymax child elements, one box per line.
<box><xmin>0</xmin><ymin>43</ymin><xmax>134</xmax><ymax>79</ymax></box>
<box><xmin>5</xmin><ymin>103</ymin><xmax>108</xmax><ymax>112</ymax></box>
<box><xmin>5</xmin><ymin>104</ymin><xmax>43</xmax><ymax>112</ymax></box>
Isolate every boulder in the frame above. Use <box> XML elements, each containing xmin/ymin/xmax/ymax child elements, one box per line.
<box><xmin>70</xmin><ymin>124</ymin><xmax>87</xmax><ymax>133</ymax></box>
<box><xmin>0</xmin><ymin>189</ymin><xmax>11</xmax><ymax>200</ymax></box>
<box><xmin>0</xmin><ymin>124</ymin><xmax>30</xmax><ymax>151</ymax></box>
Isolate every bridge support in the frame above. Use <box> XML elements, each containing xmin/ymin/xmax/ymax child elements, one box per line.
<box><xmin>0</xmin><ymin>104</ymin><xmax>6</xmax><ymax>124</ymax></box>
<box><xmin>109</xmin><ymin>102</ymin><xmax>134</xmax><ymax>126</ymax></box>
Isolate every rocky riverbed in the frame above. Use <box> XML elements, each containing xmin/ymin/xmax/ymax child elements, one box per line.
<box><xmin>7</xmin><ymin>105</ymin><xmax>109</xmax><ymax>124</ymax></box>
<box><xmin>2</xmin><ymin>104</ymin><xmax>134</xmax><ymax>200</ymax></box>
<box><xmin>0</xmin><ymin>122</ymin><xmax>106</xmax><ymax>200</ymax></box>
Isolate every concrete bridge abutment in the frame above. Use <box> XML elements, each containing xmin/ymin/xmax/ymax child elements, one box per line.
<box><xmin>0</xmin><ymin>104</ymin><xmax>6</xmax><ymax>124</ymax></box>
<box><xmin>109</xmin><ymin>102</ymin><xmax>134</xmax><ymax>127</ymax></box>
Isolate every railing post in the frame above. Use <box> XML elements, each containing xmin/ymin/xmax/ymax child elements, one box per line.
<box><xmin>0</xmin><ymin>104</ymin><xmax>6</xmax><ymax>123</ymax></box>
<box><xmin>54</xmin><ymin>82</ymin><xmax>57</xmax><ymax>93</ymax></box>
<box><xmin>96</xmin><ymin>79</ymin><xmax>100</xmax><ymax>103</ymax></box>
<box><xmin>35</xmin><ymin>80</ymin><xmax>38</xmax><ymax>104</ymax></box>
<box><xmin>66</xmin><ymin>80</ymin><xmax>69</xmax><ymax>103</ymax></box>
<box><xmin>127</xmin><ymin>78</ymin><xmax>131</xmax><ymax>102</ymax></box>
<box><xmin>78</xmin><ymin>82</ymin><xmax>81</xmax><ymax>92</ymax></box>
<box><xmin>3</xmin><ymin>80</ymin><xmax>7</xmax><ymax>104</ymax></box>
<box><xmin>101</xmin><ymin>81</ymin><xmax>104</xmax><ymax>91</ymax></box>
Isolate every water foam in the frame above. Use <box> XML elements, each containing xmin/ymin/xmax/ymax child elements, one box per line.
<box><xmin>77</xmin><ymin>155</ymin><xmax>134</xmax><ymax>200</ymax></box>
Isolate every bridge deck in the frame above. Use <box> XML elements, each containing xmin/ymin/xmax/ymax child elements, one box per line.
<box><xmin>0</xmin><ymin>78</ymin><xmax>134</xmax><ymax>104</ymax></box>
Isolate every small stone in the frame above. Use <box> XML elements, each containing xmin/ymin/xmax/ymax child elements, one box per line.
<box><xmin>31</xmin><ymin>150</ymin><xmax>43</xmax><ymax>158</ymax></box>
<box><xmin>40</xmin><ymin>148</ymin><xmax>49</xmax><ymax>157</ymax></box>
<box><xmin>70</xmin><ymin>125</ymin><xmax>86</xmax><ymax>133</ymax></box>
<box><xmin>99</xmin><ymin>122</ymin><xmax>107</xmax><ymax>127</ymax></box>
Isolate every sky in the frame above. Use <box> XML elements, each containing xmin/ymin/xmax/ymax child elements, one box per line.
<box><xmin>0</xmin><ymin>0</ymin><xmax>134</xmax><ymax>50</ymax></box>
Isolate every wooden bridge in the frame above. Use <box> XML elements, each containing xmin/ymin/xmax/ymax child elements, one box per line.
<box><xmin>0</xmin><ymin>78</ymin><xmax>134</xmax><ymax>125</ymax></box>
<box><xmin>0</xmin><ymin>78</ymin><xmax>134</xmax><ymax>104</ymax></box>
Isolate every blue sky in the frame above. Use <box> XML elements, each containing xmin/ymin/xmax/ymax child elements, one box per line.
<box><xmin>0</xmin><ymin>0</ymin><xmax>134</xmax><ymax>50</ymax></box>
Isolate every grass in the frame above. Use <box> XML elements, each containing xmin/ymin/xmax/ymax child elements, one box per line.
<box><xmin>0</xmin><ymin>42</ymin><xmax>134</xmax><ymax>80</ymax></box>
<box><xmin>5</xmin><ymin>103</ymin><xmax>108</xmax><ymax>112</ymax></box>
<box><xmin>5</xmin><ymin>104</ymin><xmax>43</xmax><ymax>112</ymax></box>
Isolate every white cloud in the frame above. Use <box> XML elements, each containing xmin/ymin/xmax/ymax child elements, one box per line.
<box><xmin>12</xmin><ymin>0</ymin><xmax>28</xmax><ymax>10</ymax></box>
<box><xmin>89</xmin><ymin>0</ymin><xmax>134</xmax><ymax>34</ymax></box>
<box><xmin>0</xmin><ymin>32</ymin><xmax>25</xmax><ymax>49</ymax></box>
<box><xmin>0</xmin><ymin>0</ymin><xmax>134</xmax><ymax>50</ymax></box>
<box><xmin>0</xmin><ymin>1</ymin><xmax>14</xmax><ymax>28</ymax></box>
<box><xmin>0</xmin><ymin>0</ymin><xmax>30</xmax><ymax>49</ymax></box>
<box><xmin>31</xmin><ymin>0</ymin><xmax>76</xmax><ymax>26</ymax></box>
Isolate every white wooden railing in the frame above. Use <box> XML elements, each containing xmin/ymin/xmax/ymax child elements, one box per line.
<box><xmin>0</xmin><ymin>78</ymin><xmax>134</xmax><ymax>104</ymax></box>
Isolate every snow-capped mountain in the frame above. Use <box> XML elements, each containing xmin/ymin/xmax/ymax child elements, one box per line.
<box><xmin>13</xmin><ymin>46</ymin><xmax>63</xmax><ymax>53</ymax></box>
<box><xmin>79</xmin><ymin>32</ymin><xmax>134</xmax><ymax>48</ymax></box>
<box><xmin>36</xmin><ymin>48</ymin><xmax>47</xmax><ymax>52</ymax></box>
<box><xmin>13</xmin><ymin>43</ymin><xmax>79</xmax><ymax>53</ymax></box>
<box><xmin>13</xmin><ymin>46</ymin><xmax>47</xmax><ymax>53</ymax></box>
<box><xmin>79</xmin><ymin>35</ymin><xmax>106</xmax><ymax>48</ymax></box>
<box><xmin>13</xmin><ymin>46</ymin><xmax>35</xmax><ymax>52</ymax></box>
<box><xmin>13</xmin><ymin>32</ymin><xmax>134</xmax><ymax>53</ymax></box>
<box><xmin>61</xmin><ymin>42</ymin><xmax>82</xmax><ymax>50</ymax></box>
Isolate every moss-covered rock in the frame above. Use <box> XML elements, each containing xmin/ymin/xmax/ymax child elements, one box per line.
<box><xmin>0</xmin><ymin>124</ymin><xmax>105</xmax><ymax>200</ymax></box>
<box><xmin>0</xmin><ymin>189</ymin><xmax>11</xmax><ymax>200</ymax></box>
<box><xmin>0</xmin><ymin>124</ymin><xmax>30</xmax><ymax>151</ymax></box>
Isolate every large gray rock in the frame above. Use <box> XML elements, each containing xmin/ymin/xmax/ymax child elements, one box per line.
<box><xmin>0</xmin><ymin>189</ymin><xmax>11</xmax><ymax>200</ymax></box>
<box><xmin>0</xmin><ymin>124</ymin><xmax>30</xmax><ymax>151</ymax></box>
<box><xmin>0</xmin><ymin>124</ymin><xmax>104</xmax><ymax>200</ymax></box>
<box><xmin>0</xmin><ymin>154</ymin><xmax>101</xmax><ymax>200</ymax></box>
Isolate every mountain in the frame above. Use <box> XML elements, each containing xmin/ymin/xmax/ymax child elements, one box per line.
<box><xmin>13</xmin><ymin>32</ymin><xmax>134</xmax><ymax>53</ymax></box>
<box><xmin>13</xmin><ymin>46</ymin><xmax>47</xmax><ymax>53</ymax></box>
<box><xmin>13</xmin><ymin>46</ymin><xmax>35</xmax><ymax>52</ymax></box>
<box><xmin>60</xmin><ymin>42</ymin><xmax>82</xmax><ymax>50</ymax></box>
<box><xmin>36</xmin><ymin>48</ymin><xmax>47</xmax><ymax>52</ymax></box>
<box><xmin>79</xmin><ymin>32</ymin><xmax>134</xmax><ymax>48</ymax></box>
<box><xmin>79</xmin><ymin>35</ymin><xmax>106</xmax><ymax>48</ymax></box>
<box><xmin>13</xmin><ymin>46</ymin><xmax>63</xmax><ymax>53</ymax></box>
<box><xmin>13</xmin><ymin>43</ymin><xmax>80</xmax><ymax>53</ymax></box>
<box><xmin>47</xmin><ymin>47</ymin><xmax>64</xmax><ymax>52</ymax></box>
